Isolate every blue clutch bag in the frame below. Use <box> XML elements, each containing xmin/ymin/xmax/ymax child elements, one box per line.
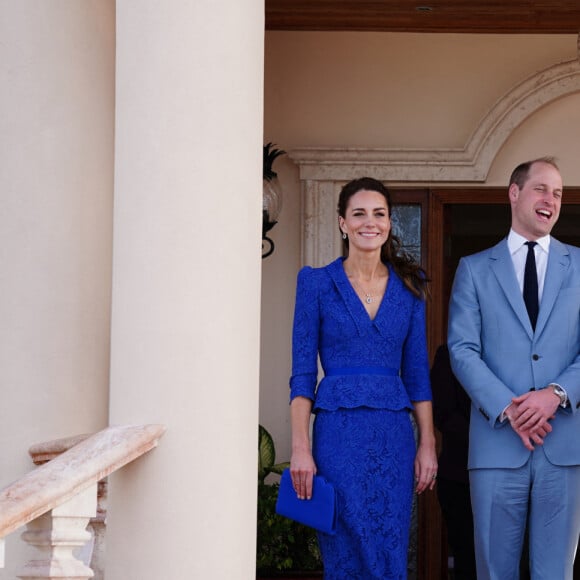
<box><xmin>275</xmin><ymin>468</ymin><xmax>337</xmax><ymax>535</ymax></box>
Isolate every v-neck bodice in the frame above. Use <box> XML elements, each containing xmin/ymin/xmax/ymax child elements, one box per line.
<box><xmin>341</xmin><ymin>261</ymin><xmax>390</xmax><ymax>322</ymax></box>
<box><xmin>289</xmin><ymin>257</ymin><xmax>431</xmax><ymax>412</ymax></box>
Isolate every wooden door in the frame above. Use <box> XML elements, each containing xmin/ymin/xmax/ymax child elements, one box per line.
<box><xmin>422</xmin><ymin>187</ymin><xmax>580</xmax><ymax>580</ymax></box>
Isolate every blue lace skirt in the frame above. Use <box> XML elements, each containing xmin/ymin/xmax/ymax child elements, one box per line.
<box><xmin>313</xmin><ymin>407</ymin><xmax>415</xmax><ymax>579</ymax></box>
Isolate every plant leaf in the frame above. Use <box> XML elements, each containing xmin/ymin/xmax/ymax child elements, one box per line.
<box><xmin>270</xmin><ymin>461</ymin><xmax>290</xmax><ymax>475</ymax></box>
<box><xmin>258</xmin><ymin>424</ymin><xmax>276</xmax><ymax>483</ymax></box>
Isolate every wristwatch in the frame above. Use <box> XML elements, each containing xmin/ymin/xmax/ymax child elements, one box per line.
<box><xmin>549</xmin><ymin>384</ymin><xmax>568</xmax><ymax>408</ymax></box>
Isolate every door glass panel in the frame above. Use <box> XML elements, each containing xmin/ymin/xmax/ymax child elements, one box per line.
<box><xmin>392</xmin><ymin>204</ymin><xmax>422</xmax><ymax>263</ymax></box>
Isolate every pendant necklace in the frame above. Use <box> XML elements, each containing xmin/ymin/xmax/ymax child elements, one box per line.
<box><xmin>351</xmin><ymin>279</ymin><xmax>380</xmax><ymax>304</ymax></box>
<box><xmin>361</xmin><ymin>289</ymin><xmax>374</xmax><ymax>304</ymax></box>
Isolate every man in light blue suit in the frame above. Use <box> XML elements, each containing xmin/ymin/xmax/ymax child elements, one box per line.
<box><xmin>448</xmin><ymin>157</ymin><xmax>580</xmax><ymax>579</ymax></box>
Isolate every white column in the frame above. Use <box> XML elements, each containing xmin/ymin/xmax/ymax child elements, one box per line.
<box><xmin>107</xmin><ymin>1</ymin><xmax>264</xmax><ymax>578</ymax></box>
<box><xmin>0</xmin><ymin>3</ymin><xmax>114</xmax><ymax>578</ymax></box>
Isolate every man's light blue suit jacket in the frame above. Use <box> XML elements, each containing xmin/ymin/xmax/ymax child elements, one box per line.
<box><xmin>448</xmin><ymin>236</ymin><xmax>580</xmax><ymax>470</ymax></box>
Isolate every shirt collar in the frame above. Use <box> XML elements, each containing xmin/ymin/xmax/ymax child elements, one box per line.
<box><xmin>507</xmin><ymin>229</ymin><xmax>551</xmax><ymax>255</ymax></box>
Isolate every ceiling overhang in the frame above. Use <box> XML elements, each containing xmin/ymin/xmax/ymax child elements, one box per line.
<box><xmin>266</xmin><ymin>1</ymin><xmax>580</xmax><ymax>34</ymax></box>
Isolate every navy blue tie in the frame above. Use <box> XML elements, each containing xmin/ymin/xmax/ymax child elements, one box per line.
<box><xmin>523</xmin><ymin>241</ymin><xmax>539</xmax><ymax>330</ymax></box>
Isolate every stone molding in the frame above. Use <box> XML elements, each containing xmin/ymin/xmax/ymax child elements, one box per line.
<box><xmin>288</xmin><ymin>55</ymin><xmax>580</xmax><ymax>266</ymax></box>
<box><xmin>29</xmin><ymin>433</ymin><xmax>92</xmax><ymax>465</ymax></box>
<box><xmin>290</xmin><ymin>57</ymin><xmax>580</xmax><ymax>184</ymax></box>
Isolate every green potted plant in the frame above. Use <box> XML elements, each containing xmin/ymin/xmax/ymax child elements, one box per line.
<box><xmin>257</xmin><ymin>425</ymin><xmax>323</xmax><ymax>579</ymax></box>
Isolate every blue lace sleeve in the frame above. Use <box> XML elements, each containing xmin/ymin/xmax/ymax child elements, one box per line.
<box><xmin>289</xmin><ymin>267</ymin><xmax>320</xmax><ymax>403</ymax></box>
<box><xmin>401</xmin><ymin>295</ymin><xmax>432</xmax><ymax>402</ymax></box>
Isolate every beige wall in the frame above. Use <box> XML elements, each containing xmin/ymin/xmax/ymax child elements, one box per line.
<box><xmin>265</xmin><ymin>32</ymin><xmax>576</xmax><ymax>150</ymax></box>
<box><xmin>261</xmin><ymin>31</ymin><xmax>580</xmax><ymax>462</ymax></box>
<box><xmin>0</xmin><ymin>2</ymin><xmax>114</xmax><ymax>577</ymax></box>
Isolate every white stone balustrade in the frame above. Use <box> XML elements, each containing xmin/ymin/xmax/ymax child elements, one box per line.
<box><xmin>28</xmin><ymin>434</ymin><xmax>110</xmax><ymax>580</ymax></box>
<box><xmin>0</xmin><ymin>424</ymin><xmax>166</xmax><ymax>578</ymax></box>
<box><xmin>18</xmin><ymin>485</ymin><xmax>97</xmax><ymax>580</ymax></box>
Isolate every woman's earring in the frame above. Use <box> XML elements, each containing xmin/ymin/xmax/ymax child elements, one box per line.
<box><xmin>342</xmin><ymin>232</ymin><xmax>347</xmax><ymax>240</ymax></box>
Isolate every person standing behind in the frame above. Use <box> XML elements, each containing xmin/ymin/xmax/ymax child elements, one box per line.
<box><xmin>289</xmin><ymin>177</ymin><xmax>437</xmax><ymax>579</ymax></box>
<box><xmin>431</xmin><ymin>343</ymin><xmax>476</xmax><ymax>580</ymax></box>
<box><xmin>448</xmin><ymin>157</ymin><xmax>580</xmax><ymax>580</ymax></box>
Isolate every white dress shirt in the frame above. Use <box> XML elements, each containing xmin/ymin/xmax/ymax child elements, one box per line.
<box><xmin>507</xmin><ymin>229</ymin><xmax>550</xmax><ymax>302</ymax></box>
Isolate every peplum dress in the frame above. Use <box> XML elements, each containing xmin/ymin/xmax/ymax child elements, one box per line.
<box><xmin>290</xmin><ymin>257</ymin><xmax>432</xmax><ymax>580</ymax></box>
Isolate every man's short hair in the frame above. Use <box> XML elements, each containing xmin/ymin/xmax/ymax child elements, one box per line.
<box><xmin>509</xmin><ymin>156</ymin><xmax>560</xmax><ymax>189</ymax></box>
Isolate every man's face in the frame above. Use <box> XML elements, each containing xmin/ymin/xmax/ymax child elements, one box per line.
<box><xmin>509</xmin><ymin>161</ymin><xmax>563</xmax><ymax>240</ymax></box>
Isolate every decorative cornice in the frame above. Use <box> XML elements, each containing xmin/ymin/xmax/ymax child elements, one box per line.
<box><xmin>291</xmin><ymin>52</ymin><xmax>580</xmax><ymax>266</ymax></box>
<box><xmin>290</xmin><ymin>57</ymin><xmax>580</xmax><ymax>183</ymax></box>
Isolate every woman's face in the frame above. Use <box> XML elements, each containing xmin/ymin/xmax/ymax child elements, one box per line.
<box><xmin>339</xmin><ymin>189</ymin><xmax>391</xmax><ymax>254</ymax></box>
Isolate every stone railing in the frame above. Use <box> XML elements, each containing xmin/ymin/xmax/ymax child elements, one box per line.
<box><xmin>0</xmin><ymin>424</ymin><xmax>166</xmax><ymax>579</ymax></box>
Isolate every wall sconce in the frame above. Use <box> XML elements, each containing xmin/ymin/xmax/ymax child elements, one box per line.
<box><xmin>262</xmin><ymin>143</ymin><xmax>285</xmax><ymax>259</ymax></box>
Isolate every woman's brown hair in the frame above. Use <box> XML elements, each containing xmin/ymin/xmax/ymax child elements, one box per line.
<box><xmin>337</xmin><ymin>177</ymin><xmax>429</xmax><ymax>299</ymax></box>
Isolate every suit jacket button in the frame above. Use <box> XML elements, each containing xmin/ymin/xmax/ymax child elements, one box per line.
<box><xmin>532</xmin><ymin>354</ymin><xmax>539</xmax><ymax>361</ymax></box>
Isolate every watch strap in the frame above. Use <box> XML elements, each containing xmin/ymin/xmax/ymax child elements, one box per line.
<box><xmin>549</xmin><ymin>383</ymin><xmax>568</xmax><ymax>408</ymax></box>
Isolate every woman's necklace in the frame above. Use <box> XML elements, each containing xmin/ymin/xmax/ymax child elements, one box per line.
<box><xmin>344</xmin><ymin>260</ymin><xmax>388</xmax><ymax>306</ymax></box>
<box><xmin>350</xmin><ymin>277</ymin><xmax>385</xmax><ymax>304</ymax></box>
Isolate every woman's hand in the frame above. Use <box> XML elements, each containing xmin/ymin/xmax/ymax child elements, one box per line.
<box><xmin>290</xmin><ymin>448</ymin><xmax>317</xmax><ymax>500</ymax></box>
<box><xmin>414</xmin><ymin>441</ymin><xmax>438</xmax><ymax>494</ymax></box>
<box><xmin>290</xmin><ymin>396</ymin><xmax>316</xmax><ymax>499</ymax></box>
<box><xmin>412</xmin><ymin>400</ymin><xmax>438</xmax><ymax>494</ymax></box>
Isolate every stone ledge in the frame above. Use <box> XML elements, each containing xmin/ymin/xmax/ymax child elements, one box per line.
<box><xmin>0</xmin><ymin>424</ymin><xmax>166</xmax><ymax>539</ymax></box>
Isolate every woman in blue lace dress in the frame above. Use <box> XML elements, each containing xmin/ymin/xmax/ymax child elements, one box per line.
<box><xmin>289</xmin><ymin>177</ymin><xmax>437</xmax><ymax>579</ymax></box>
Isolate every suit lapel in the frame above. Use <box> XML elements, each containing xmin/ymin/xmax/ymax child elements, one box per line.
<box><xmin>535</xmin><ymin>238</ymin><xmax>570</xmax><ymax>336</ymax></box>
<box><xmin>489</xmin><ymin>239</ymin><xmax>534</xmax><ymax>339</ymax></box>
